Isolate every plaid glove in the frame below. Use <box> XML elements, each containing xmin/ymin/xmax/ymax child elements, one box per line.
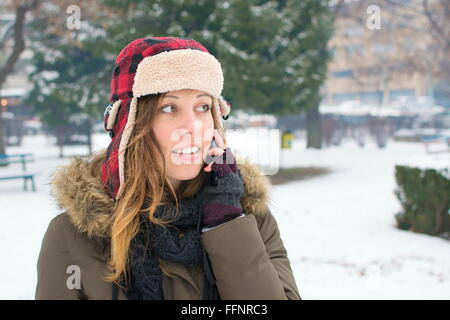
<box><xmin>199</xmin><ymin>147</ymin><xmax>245</xmax><ymax>230</ymax></box>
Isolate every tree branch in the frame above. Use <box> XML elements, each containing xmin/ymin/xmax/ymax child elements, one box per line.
<box><xmin>0</xmin><ymin>20</ymin><xmax>15</xmax><ymax>51</ymax></box>
<box><xmin>0</xmin><ymin>0</ymin><xmax>40</xmax><ymax>90</ymax></box>
<box><xmin>422</xmin><ymin>0</ymin><xmax>450</xmax><ymax>49</ymax></box>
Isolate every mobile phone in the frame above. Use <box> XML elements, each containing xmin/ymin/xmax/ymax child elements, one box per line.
<box><xmin>204</xmin><ymin>137</ymin><xmax>219</xmax><ymax>186</ymax></box>
<box><xmin>204</xmin><ymin>137</ymin><xmax>217</xmax><ymax>165</ymax></box>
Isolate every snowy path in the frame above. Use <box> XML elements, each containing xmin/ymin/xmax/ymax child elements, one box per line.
<box><xmin>0</xmin><ymin>133</ymin><xmax>449</xmax><ymax>299</ymax></box>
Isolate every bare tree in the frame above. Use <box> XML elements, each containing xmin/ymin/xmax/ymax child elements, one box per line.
<box><xmin>422</xmin><ymin>0</ymin><xmax>450</xmax><ymax>50</ymax></box>
<box><xmin>0</xmin><ymin>0</ymin><xmax>40</xmax><ymax>154</ymax></box>
<box><xmin>421</xmin><ymin>0</ymin><xmax>450</xmax><ymax>98</ymax></box>
<box><xmin>386</xmin><ymin>0</ymin><xmax>450</xmax><ymax>100</ymax></box>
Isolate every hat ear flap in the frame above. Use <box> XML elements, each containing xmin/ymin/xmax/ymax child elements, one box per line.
<box><xmin>218</xmin><ymin>96</ymin><xmax>230</xmax><ymax>120</ymax></box>
<box><xmin>211</xmin><ymin>97</ymin><xmax>228</xmax><ymax>146</ymax></box>
<box><xmin>101</xmin><ymin>97</ymin><xmax>137</xmax><ymax>201</ymax></box>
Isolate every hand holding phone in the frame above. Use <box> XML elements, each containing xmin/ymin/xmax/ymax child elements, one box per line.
<box><xmin>203</xmin><ymin>129</ymin><xmax>229</xmax><ymax>173</ymax></box>
<box><xmin>204</xmin><ymin>137</ymin><xmax>218</xmax><ymax>166</ymax></box>
<box><xmin>197</xmin><ymin>131</ymin><xmax>244</xmax><ymax>229</ymax></box>
<box><xmin>202</xmin><ymin>130</ymin><xmax>238</xmax><ymax>180</ymax></box>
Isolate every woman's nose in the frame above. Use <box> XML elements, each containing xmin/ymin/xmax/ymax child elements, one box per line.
<box><xmin>180</xmin><ymin>110</ymin><xmax>198</xmax><ymax>134</ymax></box>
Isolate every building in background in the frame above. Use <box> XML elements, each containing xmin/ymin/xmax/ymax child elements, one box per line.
<box><xmin>323</xmin><ymin>0</ymin><xmax>449</xmax><ymax>109</ymax></box>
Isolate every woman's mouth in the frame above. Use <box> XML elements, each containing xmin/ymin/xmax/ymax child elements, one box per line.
<box><xmin>171</xmin><ymin>146</ymin><xmax>201</xmax><ymax>162</ymax></box>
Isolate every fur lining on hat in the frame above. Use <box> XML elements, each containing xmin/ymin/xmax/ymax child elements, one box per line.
<box><xmin>50</xmin><ymin>153</ymin><xmax>272</xmax><ymax>239</ymax></box>
<box><xmin>132</xmin><ymin>49</ymin><xmax>224</xmax><ymax>99</ymax></box>
<box><xmin>117</xmin><ymin>97</ymin><xmax>138</xmax><ymax>199</ymax></box>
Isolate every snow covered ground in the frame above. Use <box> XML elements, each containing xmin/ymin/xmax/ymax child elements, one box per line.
<box><xmin>273</xmin><ymin>139</ymin><xmax>450</xmax><ymax>300</ymax></box>
<box><xmin>0</xmin><ymin>133</ymin><xmax>449</xmax><ymax>299</ymax></box>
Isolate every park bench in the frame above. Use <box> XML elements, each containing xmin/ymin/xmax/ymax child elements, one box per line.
<box><xmin>0</xmin><ymin>153</ymin><xmax>40</xmax><ymax>191</ymax></box>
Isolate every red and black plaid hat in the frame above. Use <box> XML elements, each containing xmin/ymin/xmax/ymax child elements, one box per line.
<box><xmin>101</xmin><ymin>36</ymin><xmax>231</xmax><ymax>201</ymax></box>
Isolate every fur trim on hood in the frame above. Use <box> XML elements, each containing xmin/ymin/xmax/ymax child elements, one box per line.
<box><xmin>49</xmin><ymin>152</ymin><xmax>272</xmax><ymax>239</ymax></box>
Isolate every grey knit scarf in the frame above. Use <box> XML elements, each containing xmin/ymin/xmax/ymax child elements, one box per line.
<box><xmin>123</xmin><ymin>194</ymin><xmax>204</xmax><ymax>300</ymax></box>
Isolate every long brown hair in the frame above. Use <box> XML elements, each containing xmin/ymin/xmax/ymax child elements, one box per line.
<box><xmin>94</xmin><ymin>92</ymin><xmax>224</xmax><ymax>286</ymax></box>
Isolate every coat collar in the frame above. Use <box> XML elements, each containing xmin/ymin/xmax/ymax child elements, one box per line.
<box><xmin>50</xmin><ymin>152</ymin><xmax>272</xmax><ymax>239</ymax></box>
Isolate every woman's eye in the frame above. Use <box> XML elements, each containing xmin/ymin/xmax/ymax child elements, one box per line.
<box><xmin>160</xmin><ymin>105</ymin><xmax>175</xmax><ymax>113</ymax></box>
<box><xmin>198</xmin><ymin>104</ymin><xmax>211</xmax><ymax>112</ymax></box>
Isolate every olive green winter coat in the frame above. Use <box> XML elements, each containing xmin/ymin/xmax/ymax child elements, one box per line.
<box><xmin>35</xmin><ymin>155</ymin><xmax>301</xmax><ymax>300</ymax></box>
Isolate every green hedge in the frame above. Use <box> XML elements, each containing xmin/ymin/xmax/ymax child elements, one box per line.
<box><xmin>394</xmin><ymin>165</ymin><xmax>450</xmax><ymax>240</ymax></box>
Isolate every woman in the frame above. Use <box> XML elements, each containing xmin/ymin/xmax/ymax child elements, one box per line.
<box><xmin>35</xmin><ymin>36</ymin><xmax>300</xmax><ymax>300</ymax></box>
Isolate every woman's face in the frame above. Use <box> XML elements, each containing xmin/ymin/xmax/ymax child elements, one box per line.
<box><xmin>152</xmin><ymin>89</ymin><xmax>215</xmax><ymax>190</ymax></box>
